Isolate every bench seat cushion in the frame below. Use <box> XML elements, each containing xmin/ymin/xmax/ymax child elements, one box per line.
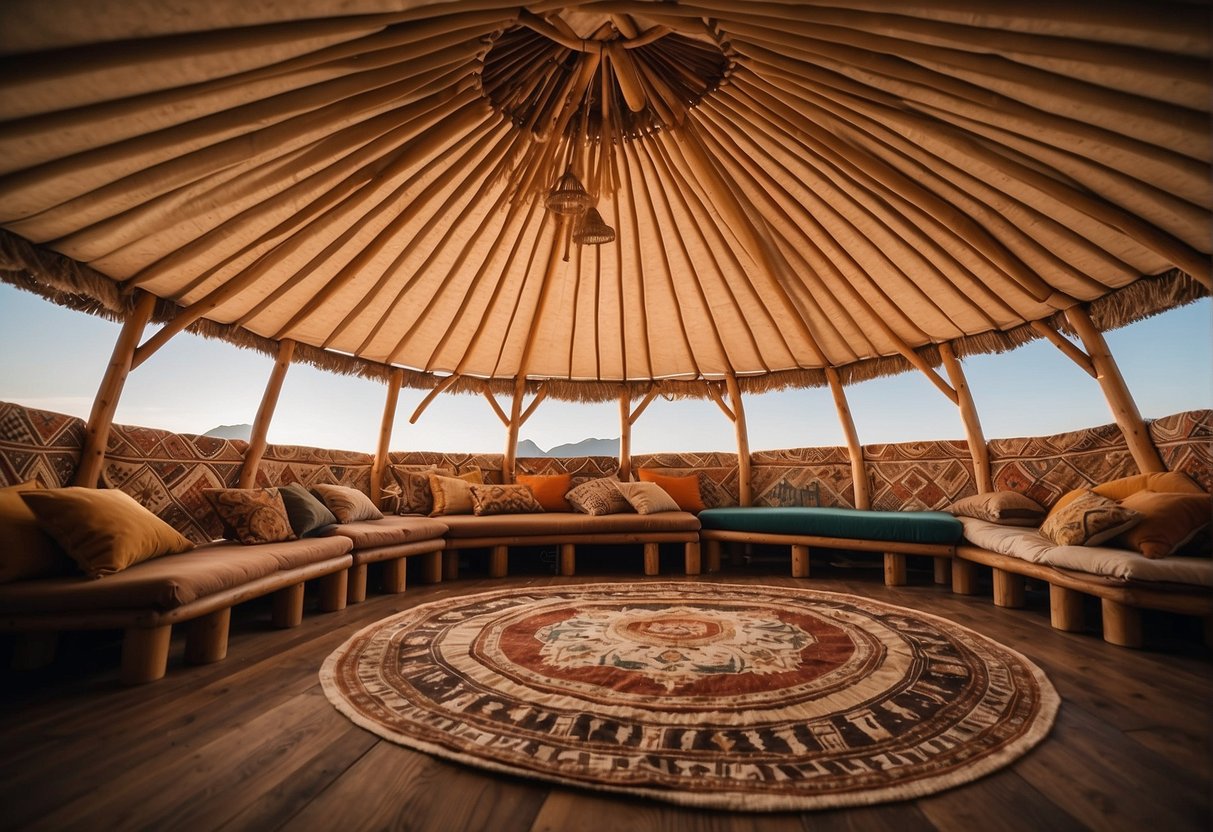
<box><xmin>439</xmin><ymin>511</ymin><xmax>700</xmax><ymax>538</ymax></box>
<box><xmin>0</xmin><ymin>536</ymin><xmax>353</xmax><ymax>613</ymax></box>
<box><xmin>698</xmin><ymin>507</ymin><xmax>964</xmax><ymax>545</ymax></box>
<box><xmin>322</xmin><ymin>516</ymin><xmax>448</xmax><ymax>549</ymax></box>
<box><xmin>960</xmin><ymin>517</ymin><xmax>1213</xmax><ymax>586</ymax></box>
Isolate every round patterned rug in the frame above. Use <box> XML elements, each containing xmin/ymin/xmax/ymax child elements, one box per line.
<box><xmin>321</xmin><ymin>582</ymin><xmax>1058</xmax><ymax>811</ymax></box>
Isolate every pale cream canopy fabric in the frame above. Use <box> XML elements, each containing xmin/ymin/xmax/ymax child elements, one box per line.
<box><xmin>0</xmin><ymin>1</ymin><xmax>1208</xmax><ymax>400</ymax></box>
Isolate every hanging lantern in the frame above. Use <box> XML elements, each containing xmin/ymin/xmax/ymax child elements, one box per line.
<box><xmin>572</xmin><ymin>207</ymin><xmax>615</xmax><ymax>245</ymax></box>
<box><xmin>544</xmin><ymin>170</ymin><xmax>594</xmax><ymax>215</ymax></box>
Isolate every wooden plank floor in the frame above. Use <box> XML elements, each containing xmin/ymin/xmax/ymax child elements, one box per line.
<box><xmin>2</xmin><ymin>552</ymin><xmax>1210</xmax><ymax>832</ymax></box>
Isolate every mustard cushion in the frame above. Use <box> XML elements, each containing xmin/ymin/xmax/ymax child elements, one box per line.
<box><xmin>1039</xmin><ymin>490</ymin><xmax>1141</xmax><ymax>547</ymax></box>
<box><xmin>0</xmin><ymin>480</ymin><xmax>74</xmax><ymax>583</ymax></box>
<box><xmin>469</xmin><ymin>484</ymin><xmax>544</xmax><ymax>516</ymax></box>
<box><xmin>946</xmin><ymin>491</ymin><xmax>1045</xmax><ymax>527</ymax></box>
<box><xmin>516</xmin><ymin>473</ymin><xmax>573</xmax><ymax>512</ymax></box>
<box><xmin>312</xmin><ymin>483</ymin><xmax>383</xmax><ymax>523</ymax></box>
<box><xmin>205</xmin><ymin>488</ymin><xmax>297</xmax><ymax>545</ymax></box>
<box><xmin>615</xmin><ymin>481</ymin><xmax>680</xmax><ymax>515</ymax></box>
<box><xmin>429</xmin><ymin>470</ymin><xmax>484</xmax><ymax>516</ymax></box>
<box><xmin>638</xmin><ymin>469</ymin><xmax>705</xmax><ymax>513</ymax></box>
<box><xmin>1047</xmin><ymin>471</ymin><xmax>1205</xmax><ymax>518</ymax></box>
<box><xmin>1115</xmin><ymin>490</ymin><xmax>1212</xmax><ymax>559</ymax></box>
<box><xmin>21</xmin><ymin>487</ymin><xmax>194</xmax><ymax>579</ymax></box>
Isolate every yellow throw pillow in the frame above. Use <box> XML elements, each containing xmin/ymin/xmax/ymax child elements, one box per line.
<box><xmin>20</xmin><ymin>487</ymin><xmax>194</xmax><ymax>579</ymax></box>
<box><xmin>1115</xmin><ymin>490</ymin><xmax>1212</xmax><ymax>559</ymax></box>
<box><xmin>1047</xmin><ymin>471</ymin><xmax>1205</xmax><ymax>519</ymax></box>
<box><xmin>637</xmin><ymin>469</ymin><xmax>704</xmax><ymax>513</ymax></box>
<box><xmin>516</xmin><ymin>473</ymin><xmax>573</xmax><ymax>512</ymax></box>
<box><xmin>429</xmin><ymin>470</ymin><xmax>484</xmax><ymax>516</ymax></box>
<box><xmin>1039</xmin><ymin>489</ymin><xmax>1141</xmax><ymax>547</ymax></box>
<box><xmin>614</xmin><ymin>481</ymin><xmax>681</xmax><ymax>515</ymax></box>
<box><xmin>0</xmin><ymin>480</ymin><xmax>73</xmax><ymax>583</ymax></box>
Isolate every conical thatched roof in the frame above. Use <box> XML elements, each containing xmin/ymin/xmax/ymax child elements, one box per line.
<box><xmin>0</xmin><ymin>1</ymin><xmax>1208</xmax><ymax>402</ymax></box>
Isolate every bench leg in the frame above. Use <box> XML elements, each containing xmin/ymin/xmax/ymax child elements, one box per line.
<box><xmin>489</xmin><ymin>545</ymin><xmax>509</xmax><ymax>578</ymax></box>
<box><xmin>883</xmin><ymin>553</ymin><xmax>906</xmax><ymax>587</ymax></box>
<box><xmin>185</xmin><ymin>608</ymin><xmax>230</xmax><ymax>665</ymax></box>
<box><xmin>684</xmin><ymin>541</ymin><xmax>701</xmax><ymax>576</ymax></box>
<box><xmin>706</xmin><ymin>540</ymin><xmax>721</xmax><ymax>573</ymax></box>
<box><xmin>272</xmin><ymin>583</ymin><xmax>305</xmax><ymax>628</ymax></box>
<box><xmin>347</xmin><ymin>563</ymin><xmax>368</xmax><ymax>604</ymax></box>
<box><xmin>318</xmin><ymin>570</ymin><xmax>348</xmax><ymax>613</ymax></box>
<box><xmin>560</xmin><ymin>543</ymin><xmax>575</xmax><ymax>577</ymax></box>
<box><xmin>791</xmin><ymin>544</ymin><xmax>810</xmax><ymax>578</ymax></box>
<box><xmin>382</xmin><ymin>558</ymin><xmax>407</xmax><ymax>594</ymax></box>
<box><xmin>121</xmin><ymin>625</ymin><xmax>172</xmax><ymax>685</ymax></box>
<box><xmin>992</xmin><ymin>568</ymin><xmax>1025</xmax><ymax>608</ymax></box>
<box><xmin>420</xmin><ymin>551</ymin><xmax>443</xmax><ymax>584</ymax></box>
<box><xmin>643</xmin><ymin>543</ymin><xmax>660</xmax><ymax>576</ymax></box>
<box><xmin>1049</xmin><ymin>584</ymin><xmax>1085</xmax><ymax>632</ymax></box>
<box><xmin>443</xmin><ymin>550</ymin><xmax>460</xmax><ymax>581</ymax></box>
<box><xmin>951</xmin><ymin>558</ymin><xmax>978</xmax><ymax>595</ymax></box>
<box><xmin>933</xmin><ymin>558</ymin><xmax>950</xmax><ymax>587</ymax></box>
<box><xmin>10</xmin><ymin>632</ymin><xmax>58</xmax><ymax>671</ymax></box>
<box><xmin>1101</xmin><ymin>599</ymin><xmax>1143</xmax><ymax>648</ymax></box>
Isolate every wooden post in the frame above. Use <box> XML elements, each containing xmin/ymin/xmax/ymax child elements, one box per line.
<box><xmin>120</xmin><ymin>625</ymin><xmax>172</xmax><ymax>685</ymax></box>
<box><xmin>239</xmin><ymin>339</ymin><xmax>295</xmax><ymax>488</ymax></box>
<box><xmin>619</xmin><ymin>389</ymin><xmax>632</xmax><ymax>481</ymax></box>
<box><xmin>643</xmin><ymin>542</ymin><xmax>660</xmax><ymax>575</ymax></box>
<box><xmin>938</xmin><ymin>342</ymin><xmax>993</xmax><ymax>494</ymax></box>
<box><xmin>791</xmin><ymin>544</ymin><xmax>810</xmax><ymax>578</ymax></box>
<box><xmin>74</xmin><ymin>292</ymin><xmax>158</xmax><ymax>487</ymax></box>
<box><xmin>992</xmin><ymin>569</ymin><xmax>1025</xmax><ymax>608</ymax></box>
<box><xmin>824</xmin><ymin>367</ymin><xmax>870</xmax><ymax>509</ymax></box>
<box><xmin>724</xmin><ymin>373</ymin><xmax>752</xmax><ymax>506</ymax></box>
<box><xmin>884</xmin><ymin>553</ymin><xmax>907</xmax><ymax>587</ymax></box>
<box><xmin>560</xmin><ymin>543</ymin><xmax>576</xmax><ymax>576</ymax></box>
<box><xmin>184</xmin><ymin>608</ymin><xmax>231</xmax><ymax>665</ymax></box>
<box><xmin>952</xmin><ymin>558</ymin><xmax>978</xmax><ymax>595</ymax></box>
<box><xmin>1101</xmin><ymin>599</ymin><xmax>1143</xmax><ymax>648</ymax></box>
<box><xmin>684</xmin><ymin>541</ymin><xmax>701</xmax><ymax>575</ymax></box>
<box><xmin>271</xmin><ymin>582</ymin><xmax>305</xmax><ymax>628</ymax></box>
<box><xmin>1064</xmin><ymin>306</ymin><xmax>1165</xmax><ymax>473</ymax></box>
<box><xmin>502</xmin><ymin>376</ymin><xmax>527</xmax><ymax>483</ymax></box>
<box><xmin>370</xmin><ymin>369</ymin><xmax>404</xmax><ymax>504</ymax></box>
<box><xmin>1050</xmin><ymin>584</ymin><xmax>1085</xmax><ymax>632</ymax></box>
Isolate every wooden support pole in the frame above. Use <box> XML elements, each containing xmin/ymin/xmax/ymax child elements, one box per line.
<box><xmin>619</xmin><ymin>389</ymin><xmax>633</xmax><ymax>481</ymax></box>
<box><xmin>724</xmin><ymin>373</ymin><xmax>752</xmax><ymax>506</ymax></box>
<box><xmin>370</xmin><ymin>369</ymin><xmax>404</xmax><ymax>505</ymax></box>
<box><xmin>643</xmin><ymin>542</ymin><xmax>660</xmax><ymax>575</ymax></box>
<box><xmin>239</xmin><ymin>339</ymin><xmax>295</xmax><ymax>489</ymax></box>
<box><xmin>933</xmin><ymin>558</ymin><xmax>950</xmax><ymax>586</ymax></box>
<box><xmin>120</xmin><ymin>625</ymin><xmax>172</xmax><ymax>685</ymax></box>
<box><xmin>1101</xmin><ymin>599</ymin><xmax>1143</xmax><ymax>648</ymax></box>
<box><xmin>1065</xmin><ymin>306</ymin><xmax>1165</xmax><ymax>474</ymax></box>
<box><xmin>951</xmin><ymin>558</ymin><xmax>978</xmax><ymax>595</ymax></box>
<box><xmin>318</xmin><ymin>570</ymin><xmax>348</xmax><ymax>613</ymax></box>
<box><xmin>409</xmin><ymin>374</ymin><xmax>460</xmax><ymax>423</ymax></box>
<box><xmin>938</xmin><ymin>342</ymin><xmax>993</xmax><ymax>494</ymax></box>
<box><xmin>791</xmin><ymin>544</ymin><xmax>810</xmax><ymax>578</ymax></box>
<box><xmin>502</xmin><ymin>376</ymin><xmax>527</xmax><ymax>483</ymax></box>
<box><xmin>824</xmin><ymin>367</ymin><xmax>870</xmax><ymax>510</ymax></box>
<box><xmin>184</xmin><ymin>608</ymin><xmax>231</xmax><ymax>665</ymax></box>
<box><xmin>347</xmin><ymin>564</ymin><xmax>368</xmax><ymax>604</ymax></box>
<box><xmin>271</xmin><ymin>582</ymin><xmax>304</xmax><ymax>628</ymax></box>
<box><xmin>490</xmin><ymin>545</ymin><xmax>509</xmax><ymax>578</ymax></box>
<box><xmin>382</xmin><ymin>558</ymin><xmax>408</xmax><ymax>593</ymax></box>
<box><xmin>883</xmin><ymin>553</ymin><xmax>907</xmax><ymax>587</ymax></box>
<box><xmin>1031</xmin><ymin>321</ymin><xmax>1097</xmax><ymax>377</ymax></box>
<box><xmin>992</xmin><ymin>569</ymin><xmax>1026</xmax><ymax>608</ymax></box>
<box><xmin>560</xmin><ymin>543</ymin><xmax>576</xmax><ymax>577</ymax></box>
<box><xmin>74</xmin><ymin>292</ymin><xmax>157</xmax><ymax>486</ymax></box>
<box><xmin>1050</xmin><ymin>584</ymin><xmax>1085</xmax><ymax>632</ymax></box>
<box><xmin>419</xmin><ymin>551</ymin><xmax>442</xmax><ymax>584</ymax></box>
<box><xmin>684</xmin><ymin>541</ymin><xmax>701</xmax><ymax>575</ymax></box>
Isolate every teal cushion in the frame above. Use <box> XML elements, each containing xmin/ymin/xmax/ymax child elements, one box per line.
<box><xmin>698</xmin><ymin>507</ymin><xmax>963</xmax><ymax>545</ymax></box>
<box><xmin>277</xmin><ymin>482</ymin><xmax>338</xmax><ymax>537</ymax></box>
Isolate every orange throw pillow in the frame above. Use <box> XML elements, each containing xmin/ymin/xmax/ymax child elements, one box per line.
<box><xmin>517</xmin><ymin>473</ymin><xmax>573</xmax><ymax>512</ymax></box>
<box><xmin>1046</xmin><ymin>471</ymin><xmax>1206</xmax><ymax>520</ymax></box>
<box><xmin>638</xmin><ymin>469</ymin><xmax>704</xmax><ymax>513</ymax></box>
<box><xmin>1115</xmin><ymin>490</ymin><xmax>1212</xmax><ymax>559</ymax></box>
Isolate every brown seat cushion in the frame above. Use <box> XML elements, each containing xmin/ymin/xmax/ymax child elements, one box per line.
<box><xmin>439</xmin><ymin>511</ymin><xmax>700</xmax><ymax>538</ymax></box>
<box><xmin>0</xmin><ymin>536</ymin><xmax>352</xmax><ymax>613</ymax></box>
<box><xmin>321</xmin><ymin>516</ymin><xmax>449</xmax><ymax>549</ymax></box>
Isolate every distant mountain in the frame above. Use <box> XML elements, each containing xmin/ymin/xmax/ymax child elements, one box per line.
<box><xmin>203</xmin><ymin>423</ymin><xmax>253</xmax><ymax>441</ymax></box>
<box><xmin>516</xmin><ymin>437</ymin><xmax>620</xmax><ymax>458</ymax></box>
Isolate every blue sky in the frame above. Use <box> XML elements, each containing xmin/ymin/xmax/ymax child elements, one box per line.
<box><xmin>0</xmin><ymin>284</ymin><xmax>1208</xmax><ymax>454</ymax></box>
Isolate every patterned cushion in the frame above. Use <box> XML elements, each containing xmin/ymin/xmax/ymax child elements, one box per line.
<box><xmin>469</xmin><ymin>484</ymin><xmax>545</xmax><ymax>516</ymax></box>
<box><xmin>429</xmin><ymin>470</ymin><xmax>484</xmax><ymax>516</ymax></box>
<box><xmin>615</xmin><ymin>481</ymin><xmax>680</xmax><ymax>515</ymax></box>
<box><xmin>1046</xmin><ymin>471</ymin><xmax>1205</xmax><ymax>519</ymax></box>
<box><xmin>312</xmin><ymin>483</ymin><xmax>383</xmax><ymax>523</ymax></box>
<box><xmin>638</xmin><ymin>469</ymin><xmax>704</xmax><ymax>513</ymax></box>
<box><xmin>277</xmin><ymin>482</ymin><xmax>338</xmax><ymax>537</ymax></box>
<box><xmin>391</xmin><ymin>465</ymin><xmax>455</xmax><ymax>515</ymax></box>
<box><xmin>204</xmin><ymin>488</ymin><xmax>296</xmax><ymax>545</ymax></box>
<box><xmin>946</xmin><ymin>492</ymin><xmax>1045</xmax><ymax>527</ymax></box>
<box><xmin>1039</xmin><ymin>490</ymin><xmax>1141</xmax><ymax>547</ymax></box>
<box><xmin>0</xmin><ymin>480</ymin><xmax>74</xmax><ymax>582</ymax></box>
<box><xmin>24</xmin><ymin>487</ymin><xmax>195</xmax><ymax>577</ymax></box>
<box><xmin>1115</xmin><ymin>490</ymin><xmax>1212</xmax><ymax>559</ymax></box>
<box><xmin>566</xmin><ymin>477</ymin><xmax>632</xmax><ymax>516</ymax></box>
<box><xmin>516</xmin><ymin>473</ymin><xmax>573</xmax><ymax>512</ymax></box>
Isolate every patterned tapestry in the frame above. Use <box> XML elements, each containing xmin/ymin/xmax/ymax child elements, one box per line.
<box><xmin>255</xmin><ymin>443</ymin><xmax>373</xmax><ymax>492</ymax></box>
<box><xmin>1150</xmin><ymin>409</ymin><xmax>1212</xmax><ymax>492</ymax></box>
<box><xmin>632</xmin><ymin>452</ymin><xmax>739</xmax><ymax>508</ymax></box>
<box><xmin>751</xmin><ymin>446</ymin><xmax>852</xmax><ymax>508</ymax></box>
<box><xmin>863</xmin><ymin>440</ymin><xmax>977</xmax><ymax>511</ymax></box>
<box><xmin>0</xmin><ymin>402</ymin><xmax>84</xmax><ymax>488</ymax></box>
<box><xmin>988</xmin><ymin>421</ymin><xmax>1136</xmax><ymax>509</ymax></box>
<box><xmin>102</xmin><ymin>421</ymin><xmax>248</xmax><ymax>543</ymax></box>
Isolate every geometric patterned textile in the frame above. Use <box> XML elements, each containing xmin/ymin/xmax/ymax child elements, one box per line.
<box><xmin>633</xmin><ymin>452</ymin><xmax>739</xmax><ymax>508</ymax></box>
<box><xmin>0</xmin><ymin>402</ymin><xmax>85</xmax><ymax>489</ymax></box>
<box><xmin>1149</xmin><ymin>410</ymin><xmax>1212</xmax><ymax>492</ymax></box>
<box><xmin>255</xmin><ymin>443</ymin><xmax>373</xmax><ymax>493</ymax></box>
<box><xmin>989</xmin><ymin>421</ymin><xmax>1137</xmax><ymax>510</ymax></box>
<box><xmin>864</xmin><ymin>440</ymin><xmax>977</xmax><ymax>511</ymax></box>
<box><xmin>322</xmin><ymin>582</ymin><xmax>1058</xmax><ymax>811</ymax></box>
<box><xmin>752</xmin><ymin>446</ymin><xmax>853</xmax><ymax>508</ymax></box>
